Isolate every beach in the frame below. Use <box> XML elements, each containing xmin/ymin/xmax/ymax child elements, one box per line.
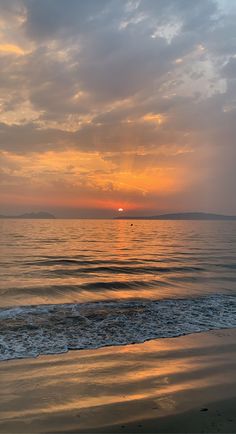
<box><xmin>1</xmin><ymin>328</ymin><xmax>236</xmax><ymax>433</ymax></box>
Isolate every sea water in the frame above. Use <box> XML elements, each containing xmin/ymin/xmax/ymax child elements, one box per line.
<box><xmin>0</xmin><ymin>219</ymin><xmax>236</xmax><ymax>360</ymax></box>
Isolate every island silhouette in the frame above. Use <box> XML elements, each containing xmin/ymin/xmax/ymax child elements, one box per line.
<box><xmin>116</xmin><ymin>212</ymin><xmax>236</xmax><ymax>220</ymax></box>
<box><xmin>1</xmin><ymin>211</ymin><xmax>236</xmax><ymax>220</ymax></box>
<box><xmin>0</xmin><ymin>212</ymin><xmax>55</xmax><ymax>219</ymax></box>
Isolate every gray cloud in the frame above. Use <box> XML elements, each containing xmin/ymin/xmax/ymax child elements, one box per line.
<box><xmin>22</xmin><ymin>0</ymin><xmax>112</xmax><ymax>40</ymax></box>
<box><xmin>223</xmin><ymin>57</ymin><xmax>236</xmax><ymax>78</ymax></box>
<box><xmin>0</xmin><ymin>122</ymin><xmax>72</xmax><ymax>153</ymax></box>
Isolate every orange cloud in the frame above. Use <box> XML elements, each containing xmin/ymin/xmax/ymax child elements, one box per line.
<box><xmin>142</xmin><ymin>113</ymin><xmax>166</xmax><ymax>125</ymax></box>
<box><xmin>0</xmin><ymin>43</ymin><xmax>25</xmax><ymax>55</ymax></box>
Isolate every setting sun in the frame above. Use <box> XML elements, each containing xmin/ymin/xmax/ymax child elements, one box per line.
<box><xmin>118</xmin><ymin>208</ymin><xmax>124</xmax><ymax>212</ymax></box>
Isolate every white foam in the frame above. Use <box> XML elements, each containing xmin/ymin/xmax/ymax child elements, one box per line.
<box><xmin>0</xmin><ymin>294</ymin><xmax>236</xmax><ymax>360</ymax></box>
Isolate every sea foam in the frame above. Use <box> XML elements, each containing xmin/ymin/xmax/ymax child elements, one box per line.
<box><xmin>0</xmin><ymin>294</ymin><xmax>236</xmax><ymax>360</ymax></box>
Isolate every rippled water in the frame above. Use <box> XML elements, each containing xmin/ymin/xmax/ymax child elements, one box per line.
<box><xmin>1</xmin><ymin>219</ymin><xmax>236</xmax><ymax>359</ymax></box>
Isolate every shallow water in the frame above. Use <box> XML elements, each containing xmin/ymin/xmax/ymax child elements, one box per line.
<box><xmin>1</xmin><ymin>219</ymin><xmax>236</xmax><ymax>359</ymax></box>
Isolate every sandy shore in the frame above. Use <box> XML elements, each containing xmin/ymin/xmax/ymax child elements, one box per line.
<box><xmin>1</xmin><ymin>329</ymin><xmax>236</xmax><ymax>433</ymax></box>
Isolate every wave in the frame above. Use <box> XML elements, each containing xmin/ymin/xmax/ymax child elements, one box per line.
<box><xmin>1</xmin><ymin>278</ymin><xmax>166</xmax><ymax>298</ymax></box>
<box><xmin>44</xmin><ymin>265</ymin><xmax>205</xmax><ymax>277</ymax></box>
<box><xmin>0</xmin><ymin>294</ymin><xmax>235</xmax><ymax>361</ymax></box>
<box><xmin>25</xmin><ymin>258</ymin><xmax>178</xmax><ymax>267</ymax></box>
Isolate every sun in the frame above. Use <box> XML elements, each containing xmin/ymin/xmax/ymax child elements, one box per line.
<box><xmin>118</xmin><ymin>208</ymin><xmax>124</xmax><ymax>212</ymax></box>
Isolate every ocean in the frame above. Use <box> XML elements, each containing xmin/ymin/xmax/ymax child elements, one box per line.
<box><xmin>1</xmin><ymin>219</ymin><xmax>236</xmax><ymax>360</ymax></box>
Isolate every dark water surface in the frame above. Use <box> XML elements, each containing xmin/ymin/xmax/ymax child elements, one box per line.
<box><xmin>1</xmin><ymin>219</ymin><xmax>236</xmax><ymax>359</ymax></box>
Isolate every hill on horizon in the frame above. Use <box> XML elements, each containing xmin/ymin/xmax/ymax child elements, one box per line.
<box><xmin>116</xmin><ymin>212</ymin><xmax>236</xmax><ymax>220</ymax></box>
<box><xmin>0</xmin><ymin>212</ymin><xmax>55</xmax><ymax>219</ymax></box>
<box><xmin>1</xmin><ymin>211</ymin><xmax>236</xmax><ymax>220</ymax></box>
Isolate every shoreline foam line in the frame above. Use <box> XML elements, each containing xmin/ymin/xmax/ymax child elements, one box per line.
<box><xmin>0</xmin><ymin>294</ymin><xmax>236</xmax><ymax>361</ymax></box>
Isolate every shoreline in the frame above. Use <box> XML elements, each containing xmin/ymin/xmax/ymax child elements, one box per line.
<box><xmin>1</xmin><ymin>325</ymin><xmax>236</xmax><ymax>363</ymax></box>
<box><xmin>1</xmin><ymin>293</ymin><xmax>236</xmax><ymax>361</ymax></box>
<box><xmin>0</xmin><ymin>329</ymin><xmax>236</xmax><ymax>433</ymax></box>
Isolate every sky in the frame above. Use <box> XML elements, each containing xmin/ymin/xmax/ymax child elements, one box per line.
<box><xmin>0</xmin><ymin>0</ymin><xmax>236</xmax><ymax>218</ymax></box>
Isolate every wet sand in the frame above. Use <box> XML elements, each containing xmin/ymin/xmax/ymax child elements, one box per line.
<box><xmin>0</xmin><ymin>329</ymin><xmax>236</xmax><ymax>433</ymax></box>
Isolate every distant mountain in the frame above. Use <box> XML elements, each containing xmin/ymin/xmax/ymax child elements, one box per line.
<box><xmin>0</xmin><ymin>212</ymin><xmax>56</xmax><ymax>219</ymax></box>
<box><xmin>116</xmin><ymin>212</ymin><xmax>236</xmax><ymax>220</ymax></box>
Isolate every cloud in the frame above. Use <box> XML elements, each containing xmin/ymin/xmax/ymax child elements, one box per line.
<box><xmin>0</xmin><ymin>122</ymin><xmax>72</xmax><ymax>153</ymax></box>
<box><xmin>0</xmin><ymin>43</ymin><xmax>25</xmax><ymax>55</ymax></box>
<box><xmin>1</xmin><ymin>0</ymin><xmax>236</xmax><ymax>215</ymax></box>
<box><xmin>222</xmin><ymin>57</ymin><xmax>236</xmax><ymax>78</ymax></box>
<box><xmin>22</xmin><ymin>0</ymin><xmax>112</xmax><ymax>40</ymax></box>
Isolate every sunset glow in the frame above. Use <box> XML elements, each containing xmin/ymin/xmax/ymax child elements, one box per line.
<box><xmin>0</xmin><ymin>0</ymin><xmax>236</xmax><ymax>217</ymax></box>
